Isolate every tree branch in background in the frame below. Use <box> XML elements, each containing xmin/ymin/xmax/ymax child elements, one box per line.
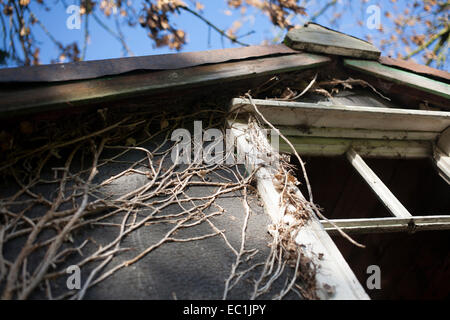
<box><xmin>309</xmin><ymin>0</ymin><xmax>337</xmax><ymax>23</ymax></box>
<box><xmin>404</xmin><ymin>26</ymin><xmax>449</xmax><ymax>60</ymax></box>
<box><xmin>180</xmin><ymin>5</ymin><xmax>250</xmax><ymax>46</ymax></box>
<box><xmin>0</xmin><ymin>0</ymin><xmax>447</xmax><ymax>69</ymax></box>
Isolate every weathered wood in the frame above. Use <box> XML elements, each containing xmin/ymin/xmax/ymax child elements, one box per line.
<box><xmin>228</xmin><ymin>120</ymin><xmax>369</xmax><ymax>300</ymax></box>
<box><xmin>437</xmin><ymin>127</ymin><xmax>450</xmax><ymax>156</ymax></box>
<box><xmin>321</xmin><ymin>215</ymin><xmax>450</xmax><ymax>235</ymax></box>
<box><xmin>379</xmin><ymin>56</ymin><xmax>450</xmax><ymax>82</ymax></box>
<box><xmin>231</xmin><ymin>98</ymin><xmax>450</xmax><ymax>132</ymax></box>
<box><xmin>344</xmin><ymin>59</ymin><xmax>450</xmax><ymax>100</ymax></box>
<box><xmin>346</xmin><ymin>148</ymin><xmax>412</xmax><ymax>218</ymax></box>
<box><xmin>0</xmin><ymin>44</ymin><xmax>298</xmax><ymax>83</ymax></box>
<box><xmin>433</xmin><ymin>147</ymin><xmax>450</xmax><ymax>184</ymax></box>
<box><xmin>285</xmin><ymin>23</ymin><xmax>380</xmax><ymax>60</ymax></box>
<box><xmin>435</xmin><ymin>127</ymin><xmax>450</xmax><ymax>183</ymax></box>
<box><xmin>316</xmin><ymin>89</ymin><xmax>399</xmax><ymax>109</ymax></box>
<box><xmin>278</xmin><ymin>136</ymin><xmax>431</xmax><ymax>158</ymax></box>
<box><xmin>0</xmin><ymin>53</ymin><xmax>330</xmax><ymax>118</ymax></box>
<box><xmin>278</xmin><ymin>126</ymin><xmax>438</xmax><ymax>141</ymax></box>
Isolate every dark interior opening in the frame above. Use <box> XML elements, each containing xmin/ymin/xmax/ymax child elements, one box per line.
<box><xmin>292</xmin><ymin>155</ymin><xmax>450</xmax><ymax>299</ymax></box>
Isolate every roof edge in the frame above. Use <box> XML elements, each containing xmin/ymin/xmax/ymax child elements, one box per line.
<box><xmin>0</xmin><ymin>44</ymin><xmax>297</xmax><ymax>84</ymax></box>
<box><xmin>379</xmin><ymin>56</ymin><xmax>450</xmax><ymax>83</ymax></box>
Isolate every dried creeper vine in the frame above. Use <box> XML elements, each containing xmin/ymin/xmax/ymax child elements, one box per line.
<box><xmin>0</xmin><ymin>105</ymin><xmax>320</xmax><ymax>300</ymax></box>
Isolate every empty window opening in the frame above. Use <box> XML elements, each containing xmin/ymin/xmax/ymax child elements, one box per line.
<box><xmin>362</xmin><ymin>158</ymin><xmax>450</xmax><ymax>216</ymax></box>
<box><xmin>290</xmin><ymin>155</ymin><xmax>450</xmax><ymax>299</ymax></box>
<box><xmin>292</xmin><ymin>155</ymin><xmax>393</xmax><ymax>219</ymax></box>
<box><xmin>333</xmin><ymin>231</ymin><xmax>450</xmax><ymax>299</ymax></box>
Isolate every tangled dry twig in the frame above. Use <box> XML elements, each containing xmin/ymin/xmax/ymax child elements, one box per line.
<box><xmin>0</xmin><ymin>105</ymin><xmax>321</xmax><ymax>300</ymax></box>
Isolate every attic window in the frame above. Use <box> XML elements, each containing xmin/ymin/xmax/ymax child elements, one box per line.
<box><xmin>236</xmin><ymin>97</ymin><xmax>450</xmax><ymax>233</ymax></box>
<box><xmin>230</xmin><ymin>97</ymin><xmax>450</xmax><ymax>298</ymax></box>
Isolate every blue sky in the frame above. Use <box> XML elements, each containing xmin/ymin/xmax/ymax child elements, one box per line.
<box><xmin>5</xmin><ymin>0</ymin><xmax>432</xmax><ymax>67</ymax></box>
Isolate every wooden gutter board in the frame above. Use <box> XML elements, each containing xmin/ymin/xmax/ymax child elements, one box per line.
<box><xmin>0</xmin><ymin>44</ymin><xmax>298</xmax><ymax>83</ymax></box>
<box><xmin>0</xmin><ymin>53</ymin><xmax>330</xmax><ymax>118</ymax></box>
<box><xmin>344</xmin><ymin>59</ymin><xmax>450</xmax><ymax>100</ymax></box>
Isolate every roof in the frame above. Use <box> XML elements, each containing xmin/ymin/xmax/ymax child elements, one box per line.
<box><xmin>0</xmin><ymin>23</ymin><xmax>448</xmax><ymax>118</ymax></box>
<box><xmin>379</xmin><ymin>56</ymin><xmax>450</xmax><ymax>82</ymax></box>
<box><xmin>0</xmin><ymin>44</ymin><xmax>296</xmax><ymax>83</ymax></box>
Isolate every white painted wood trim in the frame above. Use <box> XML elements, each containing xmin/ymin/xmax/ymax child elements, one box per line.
<box><xmin>278</xmin><ymin>137</ymin><xmax>431</xmax><ymax>158</ymax></box>
<box><xmin>228</xmin><ymin>120</ymin><xmax>369</xmax><ymax>300</ymax></box>
<box><xmin>231</xmin><ymin>98</ymin><xmax>450</xmax><ymax>132</ymax></box>
<box><xmin>321</xmin><ymin>215</ymin><xmax>450</xmax><ymax>235</ymax></box>
<box><xmin>433</xmin><ymin>147</ymin><xmax>450</xmax><ymax>184</ymax></box>
<box><xmin>346</xmin><ymin>148</ymin><xmax>412</xmax><ymax>218</ymax></box>
<box><xmin>278</xmin><ymin>126</ymin><xmax>438</xmax><ymax>141</ymax></box>
<box><xmin>437</xmin><ymin>127</ymin><xmax>450</xmax><ymax>156</ymax></box>
<box><xmin>435</xmin><ymin>128</ymin><xmax>450</xmax><ymax>184</ymax></box>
